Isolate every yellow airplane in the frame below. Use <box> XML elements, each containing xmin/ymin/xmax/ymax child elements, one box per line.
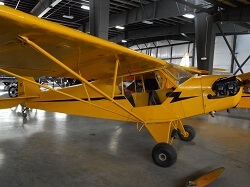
<box><xmin>0</xmin><ymin>6</ymin><xmax>249</xmax><ymax>167</ymax></box>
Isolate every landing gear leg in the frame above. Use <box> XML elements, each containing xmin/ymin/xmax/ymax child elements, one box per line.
<box><xmin>146</xmin><ymin>122</ymin><xmax>178</xmax><ymax>167</ymax></box>
<box><xmin>146</xmin><ymin>120</ymin><xmax>196</xmax><ymax>167</ymax></box>
<box><xmin>22</xmin><ymin>107</ymin><xmax>27</xmax><ymax>118</ymax></box>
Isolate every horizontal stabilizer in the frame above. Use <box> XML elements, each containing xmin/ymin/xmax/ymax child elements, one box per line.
<box><xmin>0</xmin><ymin>96</ymin><xmax>38</xmax><ymax>109</ymax></box>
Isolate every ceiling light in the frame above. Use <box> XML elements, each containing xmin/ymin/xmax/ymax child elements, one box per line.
<box><xmin>81</xmin><ymin>5</ymin><xmax>90</xmax><ymax>10</ymax></box>
<box><xmin>0</xmin><ymin>2</ymin><xmax>4</xmax><ymax>5</ymax></box>
<box><xmin>121</xmin><ymin>40</ymin><xmax>127</xmax><ymax>43</ymax></box>
<box><xmin>115</xmin><ymin>26</ymin><xmax>125</xmax><ymax>30</ymax></box>
<box><xmin>62</xmin><ymin>15</ymin><xmax>74</xmax><ymax>19</ymax></box>
<box><xmin>183</xmin><ymin>13</ymin><xmax>195</xmax><ymax>19</ymax></box>
<box><xmin>181</xmin><ymin>33</ymin><xmax>188</xmax><ymax>37</ymax></box>
<box><xmin>142</xmin><ymin>20</ymin><xmax>153</xmax><ymax>25</ymax></box>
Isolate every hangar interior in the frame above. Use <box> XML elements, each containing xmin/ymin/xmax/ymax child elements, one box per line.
<box><xmin>0</xmin><ymin>0</ymin><xmax>249</xmax><ymax>186</ymax></box>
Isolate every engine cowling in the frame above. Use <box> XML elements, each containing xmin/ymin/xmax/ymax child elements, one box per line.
<box><xmin>211</xmin><ymin>76</ymin><xmax>241</xmax><ymax>97</ymax></box>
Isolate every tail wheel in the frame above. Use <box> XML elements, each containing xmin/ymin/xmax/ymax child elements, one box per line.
<box><xmin>22</xmin><ymin>113</ymin><xmax>27</xmax><ymax>118</ymax></box>
<box><xmin>152</xmin><ymin>143</ymin><xmax>177</xmax><ymax>167</ymax></box>
<box><xmin>8</xmin><ymin>86</ymin><xmax>18</xmax><ymax>98</ymax></box>
<box><xmin>178</xmin><ymin>125</ymin><xmax>196</xmax><ymax>141</ymax></box>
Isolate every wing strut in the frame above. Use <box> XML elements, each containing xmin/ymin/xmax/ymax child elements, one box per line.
<box><xmin>17</xmin><ymin>35</ymin><xmax>145</xmax><ymax>124</ymax></box>
<box><xmin>0</xmin><ymin>68</ymin><xmax>135</xmax><ymax>119</ymax></box>
<box><xmin>112</xmin><ymin>59</ymin><xmax>119</xmax><ymax>99</ymax></box>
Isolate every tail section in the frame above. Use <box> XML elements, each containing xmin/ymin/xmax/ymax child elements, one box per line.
<box><xmin>18</xmin><ymin>77</ymin><xmax>40</xmax><ymax>98</ymax></box>
<box><xmin>0</xmin><ymin>77</ymin><xmax>40</xmax><ymax>110</ymax></box>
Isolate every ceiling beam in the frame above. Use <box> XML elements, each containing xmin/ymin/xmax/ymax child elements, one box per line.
<box><xmin>170</xmin><ymin>0</ymin><xmax>213</xmax><ymax>14</ymax></box>
<box><xmin>203</xmin><ymin>0</ymin><xmax>232</xmax><ymax>9</ymax></box>
<box><xmin>233</xmin><ymin>23</ymin><xmax>250</xmax><ymax>30</ymax></box>
<box><xmin>110</xmin><ymin>22</ymin><xmax>248</xmax><ymax>45</ymax></box>
<box><xmin>31</xmin><ymin>0</ymin><xmax>63</xmax><ymax>17</ymax></box>
<box><xmin>223</xmin><ymin>0</ymin><xmax>245</xmax><ymax>7</ymax></box>
<box><xmin>112</xmin><ymin>0</ymin><xmax>139</xmax><ymax>7</ymax></box>
<box><xmin>217</xmin><ymin>5</ymin><xmax>250</xmax><ymax>22</ymax></box>
<box><xmin>85</xmin><ymin>0</ymin><xmax>187</xmax><ymax>32</ymax></box>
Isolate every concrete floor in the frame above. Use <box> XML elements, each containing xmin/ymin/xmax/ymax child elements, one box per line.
<box><xmin>0</xmin><ymin>89</ymin><xmax>249</xmax><ymax>186</ymax></box>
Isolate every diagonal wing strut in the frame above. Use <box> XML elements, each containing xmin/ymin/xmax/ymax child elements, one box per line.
<box><xmin>16</xmin><ymin>35</ymin><xmax>145</xmax><ymax>124</ymax></box>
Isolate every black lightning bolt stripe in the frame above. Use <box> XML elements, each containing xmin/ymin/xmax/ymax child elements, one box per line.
<box><xmin>36</xmin><ymin>96</ymin><xmax>126</xmax><ymax>102</ymax></box>
<box><xmin>167</xmin><ymin>92</ymin><xmax>197</xmax><ymax>103</ymax></box>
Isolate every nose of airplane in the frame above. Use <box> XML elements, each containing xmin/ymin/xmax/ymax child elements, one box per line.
<box><xmin>208</xmin><ymin>76</ymin><xmax>241</xmax><ymax>99</ymax></box>
<box><xmin>201</xmin><ymin>75</ymin><xmax>243</xmax><ymax>114</ymax></box>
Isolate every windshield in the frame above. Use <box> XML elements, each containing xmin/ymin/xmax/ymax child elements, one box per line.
<box><xmin>165</xmin><ymin>65</ymin><xmax>193</xmax><ymax>85</ymax></box>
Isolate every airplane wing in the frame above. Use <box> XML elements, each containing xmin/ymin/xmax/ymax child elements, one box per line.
<box><xmin>177</xmin><ymin>65</ymin><xmax>209</xmax><ymax>75</ymax></box>
<box><xmin>237</xmin><ymin>72</ymin><xmax>250</xmax><ymax>81</ymax></box>
<box><xmin>0</xmin><ymin>6</ymin><xmax>171</xmax><ymax>79</ymax></box>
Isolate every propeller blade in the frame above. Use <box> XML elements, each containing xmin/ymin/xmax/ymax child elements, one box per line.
<box><xmin>186</xmin><ymin>167</ymin><xmax>225</xmax><ymax>187</ymax></box>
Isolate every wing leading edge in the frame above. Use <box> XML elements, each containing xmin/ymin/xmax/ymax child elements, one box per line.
<box><xmin>0</xmin><ymin>6</ymin><xmax>171</xmax><ymax>79</ymax></box>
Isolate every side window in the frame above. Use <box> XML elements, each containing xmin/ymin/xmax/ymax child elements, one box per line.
<box><xmin>122</xmin><ymin>71</ymin><xmax>175</xmax><ymax>107</ymax></box>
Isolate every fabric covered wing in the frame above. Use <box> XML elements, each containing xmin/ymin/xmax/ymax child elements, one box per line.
<box><xmin>238</xmin><ymin>72</ymin><xmax>250</xmax><ymax>82</ymax></box>
<box><xmin>0</xmin><ymin>6</ymin><xmax>170</xmax><ymax>79</ymax></box>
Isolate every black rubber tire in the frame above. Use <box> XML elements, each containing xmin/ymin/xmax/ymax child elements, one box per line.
<box><xmin>22</xmin><ymin>113</ymin><xmax>27</xmax><ymax>118</ymax></box>
<box><xmin>152</xmin><ymin>143</ymin><xmax>177</xmax><ymax>167</ymax></box>
<box><xmin>8</xmin><ymin>86</ymin><xmax>18</xmax><ymax>98</ymax></box>
<box><xmin>178</xmin><ymin>125</ymin><xmax>196</xmax><ymax>141</ymax></box>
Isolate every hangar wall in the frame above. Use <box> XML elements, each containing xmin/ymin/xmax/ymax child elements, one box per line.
<box><xmin>236</xmin><ymin>35</ymin><xmax>250</xmax><ymax>73</ymax></box>
<box><xmin>131</xmin><ymin>34</ymin><xmax>250</xmax><ymax>74</ymax></box>
<box><xmin>213</xmin><ymin>35</ymin><xmax>234</xmax><ymax>72</ymax></box>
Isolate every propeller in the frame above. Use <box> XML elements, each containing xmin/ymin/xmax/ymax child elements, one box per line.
<box><xmin>186</xmin><ymin>167</ymin><xmax>225</xmax><ymax>187</ymax></box>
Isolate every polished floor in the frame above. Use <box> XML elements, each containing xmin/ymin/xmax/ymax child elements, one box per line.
<box><xmin>0</xmin><ymin>89</ymin><xmax>249</xmax><ymax>186</ymax></box>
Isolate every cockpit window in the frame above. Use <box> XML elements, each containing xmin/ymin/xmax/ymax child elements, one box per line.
<box><xmin>165</xmin><ymin>66</ymin><xmax>193</xmax><ymax>85</ymax></box>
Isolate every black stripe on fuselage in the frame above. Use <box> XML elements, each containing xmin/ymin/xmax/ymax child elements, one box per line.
<box><xmin>36</xmin><ymin>96</ymin><xmax>126</xmax><ymax>102</ymax></box>
<box><xmin>167</xmin><ymin>92</ymin><xmax>197</xmax><ymax>103</ymax></box>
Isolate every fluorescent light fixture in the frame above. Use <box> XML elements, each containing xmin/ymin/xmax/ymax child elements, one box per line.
<box><xmin>142</xmin><ymin>20</ymin><xmax>153</xmax><ymax>25</ymax></box>
<box><xmin>115</xmin><ymin>26</ymin><xmax>125</xmax><ymax>30</ymax></box>
<box><xmin>121</xmin><ymin>40</ymin><xmax>127</xmax><ymax>43</ymax></box>
<box><xmin>181</xmin><ymin>33</ymin><xmax>187</xmax><ymax>37</ymax></box>
<box><xmin>183</xmin><ymin>13</ymin><xmax>195</xmax><ymax>19</ymax></box>
<box><xmin>62</xmin><ymin>15</ymin><xmax>74</xmax><ymax>19</ymax></box>
<box><xmin>38</xmin><ymin>7</ymin><xmax>51</xmax><ymax>18</ymax></box>
<box><xmin>0</xmin><ymin>2</ymin><xmax>4</xmax><ymax>5</ymax></box>
<box><xmin>51</xmin><ymin>0</ymin><xmax>62</xmax><ymax>7</ymax></box>
<box><xmin>81</xmin><ymin>5</ymin><xmax>90</xmax><ymax>10</ymax></box>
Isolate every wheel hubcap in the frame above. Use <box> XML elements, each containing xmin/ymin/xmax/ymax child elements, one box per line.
<box><xmin>184</xmin><ymin>132</ymin><xmax>189</xmax><ymax>138</ymax></box>
<box><xmin>159</xmin><ymin>153</ymin><xmax>167</xmax><ymax>161</ymax></box>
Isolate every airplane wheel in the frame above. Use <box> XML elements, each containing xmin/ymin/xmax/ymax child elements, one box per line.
<box><xmin>8</xmin><ymin>86</ymin><xmax>18</xmax><ymax>98</ymax></box>
<box><xmin>152</xmin><ymin>143</ymin><xmax>177</xmax><ymax>167</ymax></box>
<box><xmin>22</xmin><ymin>113</ymin><xmax>27</xmax><ymax>118</ymax></box>
<box><xmin>178</xmin><ymin>125</ymin><xmax>196</xmax><ymax>141</ymax></box>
